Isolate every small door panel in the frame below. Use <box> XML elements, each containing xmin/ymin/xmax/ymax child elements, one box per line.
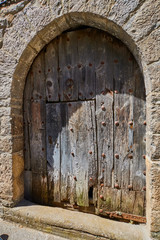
<box><xmin>46</xmin><ymin>100</ymin><xmax>97</xmax><ymax>207</ymax></box>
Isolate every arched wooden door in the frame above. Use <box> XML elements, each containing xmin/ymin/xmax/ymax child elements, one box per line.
<box><xmin>24</xmin><ymin>28</ymin><xmax>146</xmax><ymax>223</ymax></box>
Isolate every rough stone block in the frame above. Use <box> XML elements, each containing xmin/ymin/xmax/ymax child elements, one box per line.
<box><xmin>13</xmin><ymin>175</ymin><xmax>24</xmax><ymax>203</ymax></box>
<box><xmin>23</xmin><ymin>2</ymin><xmax>53</xmax><ymax>33</ymax></box>
<box><xmin>0</xmin><ymin>136</ymin><xmax>12</xmax><ymax>153</ymax></box>
<box><xmin>13</xmin><ymin>136</ymin><xmax>23</xmax><ymax>153</ymax></box>
<box><xmin>138</xmin><ymin>28</ymin><xmax>160</xmax><ymax>65</ymax></box>
<box><xmin>0</xmin><ymin>115</ymin><xmax>12</xmax><ymax>136</ymax></box>
<box><xmin>147</xmin><ymin>61</ymin><xmax>160</xmax><ymax>93</ymax></box>
<box><xmin>11</xmin><ymin>115</ymin><xmax>23</xmax><ymax>136</ymax></box>
<box><xmin>123</xmin><ymin>0</ymin><xmax>160</xmax><ymax>41</ymax></box>
<box><xmin>12</xmin><ymin>152</ymin><xmax>24</xmax><ymax>179</ymax></box>
<box><xmin>2</xmin><ymin>10</ymin><xmax>36</xmax><ymax>60</ymax></box>
<box><xmin>147</xmin><ymin>93</ymin><xmax>160</xmax><ymax>135</ymax></box>
<box><xmin>108</xmin><ymin>0</ymin><xmax>143</xmax><ymax>26</ymax></box>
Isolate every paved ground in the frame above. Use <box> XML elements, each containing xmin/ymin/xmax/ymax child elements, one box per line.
<box><xmin>0</xmin><ymin>219</ymin><xmax>68</xmax><ymax>240</ymax></box>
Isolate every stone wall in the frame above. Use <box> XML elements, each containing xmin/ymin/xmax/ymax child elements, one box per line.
<box><xmin>0</xmin><ymin>0</ymin><xmax>159</xmax><ymax>239</ymax></box>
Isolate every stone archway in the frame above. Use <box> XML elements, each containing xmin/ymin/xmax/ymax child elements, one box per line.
<box><xmin>5</xmin><ymin>8</ymin><xmax>158</xmax><ymax>239</ymax></box>
<box><xmin>10</xmin><ymin>11</ymin><xmax>150</xmax><ymax>203</ymax></box>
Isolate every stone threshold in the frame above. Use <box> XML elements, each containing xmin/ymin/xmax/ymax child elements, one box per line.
<box><xmin>0</xmin><ymin>200</ymin><xmax>149</xmax><ymax>240</ymax></box>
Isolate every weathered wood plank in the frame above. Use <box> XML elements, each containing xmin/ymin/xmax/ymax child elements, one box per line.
<box><xmin>95</xmin><ymin>32</ymin><xmax>113</xmax><ymax>95</ymax></box>
<box><xmin>77</xmin><ymin>28</ymin><xmax>96</xmax><ymax>100</ymax></box>
<box><xmin>32</xmin><ymin>173</ymin><xmax>48</xmax><ymax>205</ymax></box>
<box><xmin>46</xmin><ymin>103</ymin><xmax>61</xmax><ymax>203</ymax></box>
<box><xmin>113</xmin><ymin>40</ymin><xmax>134</xmax><ymax>190</ymax></box>
<box><xmin>45</xmin><ymin>38</ymin><xmax>59</xmax><ymax>102</ymax></box>
<box><xmin>95</xmin><ymin>32</ymin><xmax>114</xmax><ymax>213</ymax></box>
<box><xmin>31</xmin><ymin>51</ymin><xmax>46</xmax><ymax>101</ymax></box>
<box><xmin>58</xmin><ymin>32</ymin><xmax>78</xmax><ymax>101</ymax></box>
<box><xmin>24</xmin><ymin>100</ymin><xmax>31</xmax><ymax>171</ymax></box>
<box><xmin>24</xmin><ymin>71</ymin><xmax>33</xmax><ymax>171</ymax></box>
<box><xmin>24</xmin><ymin>170</ymin><xmax>32</xmax><ymax>201</ymax></box>
<box><xmin>132</xmin><ymin>64</ymin><xmax>146</xmax><ymax>192</ymax></box>
<box><xmin>30</xmin><ymin>101</ymin><xmax>46</xmax><ymax>173</ymax></box>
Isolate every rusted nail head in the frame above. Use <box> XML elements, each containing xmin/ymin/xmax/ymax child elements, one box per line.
<box><xmin>101</xmin><ymin>105</ymin><xmax>106</xmax><ymax>111</ymax></box>
<box><xmin>143</xmin><ymin>170</ymin><xmax>146</xmax><ymax>176</ymax></box>
<box><xmin>100</xmin><ymin>183</ymin><xmax>104</xmax><ymax>187</ymax></box>
<box><xmin>114</xmin><ymin>90</ymin><xmax>118</xmax><ymax>94</ymax></box>
<box><xmin>99</xmin><ymin>209</ymin><xmax>103</xmax><ymax>213</ymax></box>
<box><xmin>102</xmin><ymin>153</ymin><xmax>105</xmax><ymax>158</ymax></box>
<box><xmin>90</xmin><ymin>177</ymin><xmax>93</xmax><ymax>181</ymax></box>
<box><xmin>128</xmin><ymin>154</ymin><xmax>133</xmax><ymax>159</ymax></box>
<box><xmin>115</xmin><ymin>183</ymin><xmax>119</xmax><ymax>189</ymax></box>
<box><xmin>100</xmin><ymin>195</ymin><xmax>103</xmax><ymax>199</ymax></box>
<box><xmin>73</xmin><ymin>176</ymin><xmax>77</xmax><ymax>181</ymax></box>
<box><xmin>143</xmin><ymin>186</ymin><xmax>146</xmax><ymax>191</ymax></box>
<box><xmin>70</xmin><ymin>128</ymin><xmax>73</xmax><ymax>132</ymax></box>
<box><xmin>71</xmin><ymin>152</ymin><xmax>75</xmax><ymax>157</ymax></box>
<box><xmin>102</xmin><ymin>121</ymin><xmax>106</xmax><ymax>126</ymax></box>
<box><xmin>89</xmin><ymin>150</ymin><xmax>92</xmax><ymax>154</ymax></box>
<box><xmin>128</xmin><ymin>185</ymin><xmax>133</xmax><ymax>190</ymax></box>
<box><xmin>143</xmin><ymin>155</ymin><xmax>146</xmax><ymax>159</ymax></box>
<box><xmin>115</xmin><ymin>121</ymin><xmax>119</xmax><ymax>126</ymax></box>
<box><xmin>129</xmin><ymin>121</ymin><xmax>133</xmax><ymax>126</ymax></box>
<box><xmin>143</xmin><ymin>121</ymin><xmax>147</xmax><ymax>125</ymax></box>
<box><xmin>115</xmin><ymin>154</ymin><xmax>119</xmax><ymax>159</ymax></box>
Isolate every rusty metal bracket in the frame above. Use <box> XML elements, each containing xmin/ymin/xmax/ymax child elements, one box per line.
<box><xmin>104</xmin><ymin>211</ymin><xmax>146</xmax><ymax>223</ymax></box>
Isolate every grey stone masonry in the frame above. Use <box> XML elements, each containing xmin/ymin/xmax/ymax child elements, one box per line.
<box><xmin>0</xmin><ymin>0</ymin><xmax>159</xmax><ymax>239</ymax></box>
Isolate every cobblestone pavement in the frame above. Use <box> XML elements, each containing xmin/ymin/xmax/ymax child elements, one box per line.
<box><xmin>0</xmin><ymin>219</ymin><xmax>68</xmax><ymax>240</ymax></box>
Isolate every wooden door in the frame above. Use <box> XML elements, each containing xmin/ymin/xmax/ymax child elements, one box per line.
<box><xmin>24</xmin><ymin>28</ymin><xmax>146</xmax><ymax>223</ymax></box>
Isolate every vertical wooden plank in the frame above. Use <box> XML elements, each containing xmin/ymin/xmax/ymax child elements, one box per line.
<box><xmin>30</xmin><ymin>101</ymin><xmax>46</xmax><ymax>172</ymax></box>
<box><xmin>45</xmin><ymin>38</ymin><xmax>59</xmax><ymax>102</ymax></box>
<box><xmin>58</xmin><ymin>32</ymin><xmax>79</xmax><ymax>101</ymax></box>
<box><xmin>24</xmin><ymin>71</ymin><xmax>33</xmax><ymax>171</ymax></box>
<box><xmin>29</xmin><ymin>51</ymin><xmax>47</xmax><ymax>204</ymax></box>
<box><xmin>60</xmin><ymin>102</ymin><xmax>71</xmax><ymax>202</ymax></box>
<box><xmin>113</xmin><ymin>40</ymin><xmax>134</xmax><ymax>190</ymax></box>
<box><xmin>95</xmin><ymin>32</ymin><xmax>114</xmax><ymax>213</ymax></box>
<box><xmin>133</xmin><ymin>191</ymin><xmax>145</xmax><ymax>216</ymax></box>
<box><xmin>132</xmin><ymin>63</ymin><xmax>146</xmax><ymax>193</ymax></box>
<box><xmin>46</xmin><ymin>103</ymin><xmax>61</xmax><ymax>203</ymax></box>
<box><xmin>77</xmin><ymin>28</ymin><xmax>96</xmax><ymax>100</ymax></box>
<box><xmin>32</xmin><ymin>173</ymin><xmax>48</xmax><ymax>205</ymax></box>
<box><xmin>95</xmin><ymin>32</ymin><xmax>113</xmax><ymax>95</ymax></box>
<box><xmin>31</xmin><ymin>51</ymin><xmax>46</xmax><ymax>101</ymax></box>
<box><xmin>24</xmin><ymin>170</ymin><xmax>32</xmax><ymax>201</ymax></box>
